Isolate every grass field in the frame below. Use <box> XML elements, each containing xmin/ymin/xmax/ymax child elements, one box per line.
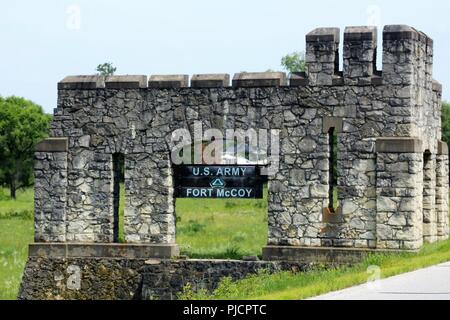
<box><xmin>175</xmin><ymin>194</ymin><xmax>267</xmax><ymax>259</ymax></box>
<box><xmin>0</xmin><ymin>188</ymin><xmax>34</xmax><ymax>300</ymax></box>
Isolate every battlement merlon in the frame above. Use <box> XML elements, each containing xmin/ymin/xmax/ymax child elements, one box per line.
<box><xmin>305</xmin><ymin>27</ymin><xmax>340</xmax><ymax>86</ymax></box>
<box><xmin>382</xmin><ymin>25</ymin><xmax>434</xmax><ymax>86</ymax></box>
<box><xmin>56</xmin><ymin>25</ymin><xmax>439</xmax><ymax>90</ymax></box>
<box><xmin>343</xmin><ymin>26</ymin><xmax>378</xmax><ymax>86</ymax></box>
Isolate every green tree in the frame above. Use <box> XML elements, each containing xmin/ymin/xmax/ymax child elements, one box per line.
<box><xmin>281</xmin><ymin>51</ymin><xmax>306</xmax><ymax>73</ymax></box>
<box><xmin>0</xmin><ymin>96</ymin><xmax>52</xmax><ymax>199</ymax></box>
<box><xmin>96</xmin><ymin>62</ymin><xmax>117</xmax><ymax>76</ymax></box>
<box><xmin>441</xmin><ymin>101</ymin><xmax>450</xmax><ymax>144</ymax></box>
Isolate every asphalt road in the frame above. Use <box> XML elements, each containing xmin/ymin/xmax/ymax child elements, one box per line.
<box><xmin>310</xmin><ymin>262</ymin><xmax>450</xmax><ymax>300</ymax></box>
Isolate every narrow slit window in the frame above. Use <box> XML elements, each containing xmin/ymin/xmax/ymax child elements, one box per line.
<box><xmin>112</xmin><ymin>153</ymin><xmax>125</xmax><ymax>243</ymax></box>
<box><xmin>328</xmin><ymin>128</ymin><xmax>338</xmax><ymax>211</ymax></box>
<box><xmin>423</xmin><ymin>151</ymin><xmax>432</xmax><ymax>225</ymax></box>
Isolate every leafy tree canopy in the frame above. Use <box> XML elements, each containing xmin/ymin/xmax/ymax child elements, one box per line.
<box><xmin>96</xmin><ymin>62</ymin><xmax>117</xmax><ymax>76</ymax></box>
<box><xmin>281</xmin><ymin>51</ymin><xmax>306</xmax><ymax>73</ymax></box>
<box><xmin>0</xmin><ymin>96</ymin><xmax>52</xmax><ymax>199</ymax></box>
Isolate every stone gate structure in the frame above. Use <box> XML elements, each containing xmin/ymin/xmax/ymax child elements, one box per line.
<box><xmin>20</xmin><ymin>25</ymin><xmax>449</xmax><ymax>300</ymax></box>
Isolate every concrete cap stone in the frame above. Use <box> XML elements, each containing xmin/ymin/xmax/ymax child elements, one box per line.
<box><xmin>289</xmin><ymin>72</ymin><xmax>309</xmax><ymax>87</ymax></box>
<box><xmin>58</xmin><ymin>75</ymin><xmax>105</xmax><ymax>90</ymax></box>
<box><xmin>262</xmin><ymin>246</ymin><xmax>417</xmax><ymax>263</ymax></box>
<box><xmin>438</xmin><ymin>140</ymin><xmax>449</xmax><ymax>155</ymax></box>
<box><xmin>433</xmin><ymin>80</ymin><xmax>442</xmax><ymax>93</ymax></box>
<box><xmin>29</xmin><ymin>243</ymin><xmax>180</xmax><ymax>259</ymax></box>
<box><xmin>306</xmin><ymin>27</ymin><xmax>340</xmax><ymax>43</ymax></box>
<box><xmin>371</xmin><ymin>74</ymin><xmax>383</xmax><ymax>86</ymax></box>
<box><xmin>383</xmin><ymin>25</ymin><xmax>428</xmax><ymax>42</ymax></box>
<box><xmin>332</xmin><ymin>75</ymin><xmax>344</xmax><ymax>86</ymax></box>
<box><xmin>148</xmin><ymin>75</ymin><xmax>189</xmax><ymax>88</ymax></box>
<box><xmin>105</xmin><ymin>75</ymin><xmax>147</xmax><ymax>89</ymax></box>
<box><xmin>376</xmin><ymin>137</ymin><xmax>423</xmax><ymax>153</ymax></box>
<box><xmin>344</xmin><ymin>26</ymin><xmax>377</xmax><ymax>42</ymax></box>
<box><xmin>322</xmin><ymin>116</ymin><xmax>343</xmax><ymax>133</ymax></box>
<box><xmin>232</xmin><ymin>72</ymin><xmax>287</xmax><ymax>88</ymax></box>
<box><xmin>322</xmin><ymin>207</ymin><xmax>345</xmax><ymax>224</ymax></box>
<box><xmin>36</xmin><ymin>138</ymin><xmax>68</xmax><ymax>152</ymax></box>
<box><xmin>191</xmin><ymin>74</ymin><xmax>230</xmax><ymax>88</ymax></box>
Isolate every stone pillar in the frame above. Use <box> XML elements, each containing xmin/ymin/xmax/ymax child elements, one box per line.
<box><xmin>265</xmin><ymin>110</ymin><xmax>329</xmax><ymax>248</ymax></box>
<box><xmin>343</xmin><ymin>26</ymin><xmax>377</xmax><ymax>85</ymax></box>
<box><xmin>34</xmin><ymin>138</ymin><xmax>68</xmax><ymax>242</ymax></box>
<box><xmin>65</xmin><ymin>148</ymin><xmax>107</xmax><ymax>242</ymax></box>
<box><xmin>306</xmin><ymin>27</ymin><xmax>340</xmax><ymax>86</ymax></box>
<box><xmin>124</xmin><ymin>153</ymin><xmax>175</xmax><ymax>244</ymax></box>
<box><xmin>436</xmin><ymin>141</ymin><xmax>449</xmax><ymax>241</ymax></box>
<box><xmin>423</xmin><ymin>152</ymin><xmax>437</xmax><ymax>243</ymax></box>
<box><xmin>375</xmin><ymin>138</ymin><xmax>423</xmax><ymax>250</ymax></box>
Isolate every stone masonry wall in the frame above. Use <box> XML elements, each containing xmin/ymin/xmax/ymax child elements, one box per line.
<box><xmin>33</xmin><ymin>25</ymin><xmax>448</xmax><ymax>252</ymax></box>
<box><xmin>18</xmin><ymin>257</ymin><xmax>310</xmax><ymax>300</ymax></box>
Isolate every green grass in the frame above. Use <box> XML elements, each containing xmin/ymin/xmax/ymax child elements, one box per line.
<box><xmin>175</xmin><ymin>189</ymin><xmax>268</xmax><ymax>259</ymax></box>
<box><xmin>181</xmin><ymin>238</ymin><xmax>450</xmax><ymax>300</ymax></box>
<box><xmin>0</xmin><ymin>188</ymin><xmax>34</xmax><ymax>300</ymax></box>
<box><xmin>0</xmin><ymin>187</ymin><xmax>34</xmax><ymax>219</ymax></box>
<box><xmin>116</xmin><ymin>185</ymin><xmax>268</xmax><ymax>258</ymax></box>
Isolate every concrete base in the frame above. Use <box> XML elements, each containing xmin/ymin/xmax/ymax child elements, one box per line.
<box><xmin>263</xmin><ymin>246</ymin><xmax>417</xmax><ymax>265</ymax></box>
<box><xmin>29</xmin><ymin>243</ymin><xmax>180</xmax><ymax>259</ymax></box>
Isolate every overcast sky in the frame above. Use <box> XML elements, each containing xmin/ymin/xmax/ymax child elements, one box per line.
<box><xmin>1</xmin><ymin>0</ymin><xmax>449</xmax><ymax>113</ymax></box>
